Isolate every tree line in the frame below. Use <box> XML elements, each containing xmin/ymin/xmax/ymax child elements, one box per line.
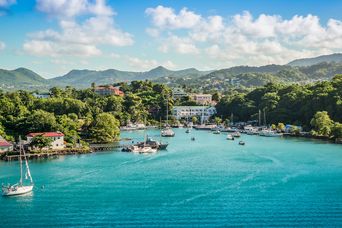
<box><xmin>215</xmin><ymin>74</ymin><xmax>342</xmax><ymax>138</ymax></box>
<box><xmin>0</xmin><ymin>81</ymin><xmax>173</xmax><ymax>144</ymax></box>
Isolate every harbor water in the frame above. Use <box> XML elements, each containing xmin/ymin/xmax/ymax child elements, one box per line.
<box><xmin>1</xmin><ymin>129</ymin><xmax>341</xmax><ymax>227</ymax></box>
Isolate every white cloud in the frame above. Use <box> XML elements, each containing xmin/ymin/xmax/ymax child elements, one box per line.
<box><xmin>36</xmin><ymin>0</ymin><xmax>113</xmax><ymax>18</ymax></box>
<box><xmin>159</xmin><ymin>35</ymin><xmax>199</xmax><ymax>54</ymax></box>
<box><xmin>0</xmin><ymin>41</ymin><xmax>5</xmax><ymax>50</ymax></box>
<box><xmin>146</xmin><ymin>6</ymin><xmax>342</xmax><ymax>66</ymax></box>
<box><xmin>24</xmin><ymin>0</ymin><xmax>133</xmax><ymax>57</ymax></box>
<box><xmin>0</xmin><ymin>0</ymin><xmax>15</xmax><ymax>7</ymax></box>
<box><xmin>127</xmin><ymin>56</ymin><xmax>176</xmax><ymax>71</ymax></box>
<box><xmin>145</xmin><ymin>5</ymin><xmax>201</xmax><ymax>29</ymax></box>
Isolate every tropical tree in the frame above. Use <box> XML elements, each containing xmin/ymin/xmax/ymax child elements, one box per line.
<box><xmin>214</xmin><ymin>117</ymin><xmax>222</xmax><ymax>125</ymax></box>
<box><xmin>310</xmin><ymin>111</ymin><xmax>334</xmax><ymax>137</ymax></box>
<box><xmin>277</xmin><ymin>123</ymin><xmax>285</xmax><ymax>132</ymax></box>
<box><xmin>191</xmin><ymin>116</ymin><xmax>198</xmax><ymax>124</ymax></box>
<box><xmin>331</xmin><ymin>122</ymin><xmax>342</xmax><ymax>138</ymax></box>
<box><xmin>25</xmin><ymin>110</ymin><xmax>58</xmax><ymax>133</ymax></box>
<box><xmin>89</xmin><ymin>113</ymin><xmax>120</xmax><ymax>143</ymax></box>
<box><xmin>30</xmin><ymin>135</ymin><xmax>53</xmax><ymax>151</ymax></box>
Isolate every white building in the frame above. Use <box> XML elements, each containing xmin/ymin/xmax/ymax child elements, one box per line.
<box><xmin>172</xmin><ymin>106</ymin><xmax>217</xmax><ymax>122</ymax></box>
<box><xmin>172</xmin><ymin>88</ymin><xmax>188</xmax><ymax>99</ymax></box>
<box><xmin>191</xmin><ymin>94</ymin><xmax>212</xmax><ymax>105</ymax></box>
<box><xmin>0</xmin><ymin>136</ymin><xmax>13</xmax><ymax>153</ymax></box>
<box><xmin>26</xmin><ymin>132</ymin><xmax>65</xmax><ymax>150</ymax></box>
<box><xmin>33</xmin><ymin>93</ymin><xmax>50</xmax><ymax>99</ymax></box>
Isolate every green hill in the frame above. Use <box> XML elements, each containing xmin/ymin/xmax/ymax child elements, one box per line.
<box><xmin>287</xmin><ymin>53</ymin><xmax>342</xmax><ymax>66</ymax></box>
<box><xmin>0</xmin><ymin>68</ymin><xmax>50</xmax><ymax>91</ymax></box>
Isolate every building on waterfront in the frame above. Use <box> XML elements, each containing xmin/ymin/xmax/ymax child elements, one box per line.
<box><xmin>0</xmin><ymin>136</ymin><xmax>13</xmax><ymax>153</ymax></box>
<box><xmin>172</xmin><ymin>88</ymin><xmax>188</xmax><ymax>99</ymax></box>
<box><xmin>32</xmin><ymin>92</ymin><xmax>50</xmax><ymax>99</ymax></box>
<box><xmin>94</xmin><ymin>86</ymin><xmax>124</xmax><ymax>96</ymax></box>
<box><xmin>26</xmin><ymin>132</ymin><xmax>65</xmax><ymax>150</ymax></box>
<box><xmin>172</xmin><ymin>106</ymin><xmax>217</xmax><ymax>122</ymax></box>
<box><xmin>191</xmin><ymin>94</ymin><xmax>213</xmax><ymax>105</ymax></box>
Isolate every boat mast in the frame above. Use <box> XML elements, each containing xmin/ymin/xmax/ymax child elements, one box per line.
<box><xmin>19</xmin><ymin>136</ymin><xmax>23</xmax><ymax>186</ymax></box>
<box><xmin>23</xmin><ymin>145</ymin><xmax>33</xmax><ymax>184</ymax></box>
<box><xmin>166</xmin><ymin>94</ymin><xmax>169</xmax><ymax>126</ymax></box>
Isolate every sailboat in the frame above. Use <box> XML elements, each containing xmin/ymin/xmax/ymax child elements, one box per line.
<box><xmin>2</xmin><ymin>137</ymin><xmax>34</xmax><ymax>196</ymax></box>
<box><xmin>161</xmin><ymin>95</ymin><xmax>175</xmax><ymax>137</ymax></box>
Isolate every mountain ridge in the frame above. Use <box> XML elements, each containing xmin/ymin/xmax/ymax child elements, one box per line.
<box><xmin>1</xmin><ymin>53</ymin><xmax>341</xmax><ymax>91</ymax></box>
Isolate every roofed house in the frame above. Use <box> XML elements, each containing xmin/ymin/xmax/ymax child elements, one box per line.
<box><xmin>26</xmin><ymin>132</ymin><xmax>65</xmax><ymax>150</ymax></box>
<box><xmin>0</xmin><ymin>136</ymin><xmax>13</xmax><ymax>153</ymax></box>
<box><xmin>94</xmin><ymin>86</ymin><xmax>124</xmax><ymax>96</ymax></box>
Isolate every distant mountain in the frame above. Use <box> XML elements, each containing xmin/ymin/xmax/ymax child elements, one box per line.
<box><xmin>155</xmin><ymin>62</ymin><xmax>342</xmax><ymax>92</ymax></box>
<box><xmin>50</xmin><ymin>66</ymin><xmax>209</xmax><ymax>88</ymax></box>
<box><xmin>1</xmin><ymin>53</ymin><xmax>342</xmax><ymax>91</ymax></box>
<box><xmin>287</xmin><ymin>53</ymin><xmax>342</xmax><ymax>66</ymax></box>
<box><xmin>0</xmin><ymin>68</ymin><xmax>50</xmax><ymax>90</ymax></box>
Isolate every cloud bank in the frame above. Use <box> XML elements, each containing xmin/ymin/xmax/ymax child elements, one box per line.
<box><xmin>146</xmin><ymin>5</ymin><xmax>342</xmax><ymax>67</ymax></box>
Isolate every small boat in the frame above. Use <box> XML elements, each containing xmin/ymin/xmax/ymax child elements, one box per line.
<box><xmin>126</xmin><ymin>145</ymin><xmax>157</xmax><ymax>154</ymax></box>
<box><xmin>191</xmin><ymin>137</ymin><xmax>195</xmax><ymax>141</ymax></box>
<box><xmin>185</xmin><ymin>128</ymin><xmax>191</xmax><ymax>133</ymax></box>
<box><xmin>161</xmin><ymin>127</ymin><xmax>175</xmax><ymax>137</ymax></box>
<box><xmin>226</xmin><ymin>134</ymin><xmax>234</xmax><ymax>140</ymax></box>
<box><xmin>136</xmin><ymin>136</ymin><xmax>168</xmax><ymax>150</ymax></box>
<box><xmin>213</xmin><ymin>130</ymin><xmax>221</xmax><ymax>134</ymax></box>
<box><xmin>232</xmin><ymin>132</ymin><xmax>241</xmax><ymax>138</ymax></box>
<box><xmin>2</xmin><ymin>137</ymin><xmax>34</xmax><ymax>196</ymax></box>
<box><xmin>239</xmin><ymin>141</ymin><xmax>245</xmax><ymax>145</ymax></box>
<box><xmin>259</xmin><ymin>130</ymin><xmax>283</xmax><ymax>137</ymax></box>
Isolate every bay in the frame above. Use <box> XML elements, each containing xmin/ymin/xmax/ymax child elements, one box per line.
<box><xmin>1</xmin><ymin>128</ymin><xmax>342</xmax><ymax>227</ymax></box>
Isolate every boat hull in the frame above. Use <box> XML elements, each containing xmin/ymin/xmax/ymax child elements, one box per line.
<box><xmin>2</xmin><ymin>185</ymin><xmax>33</xmax><ymax>196</ymax></box>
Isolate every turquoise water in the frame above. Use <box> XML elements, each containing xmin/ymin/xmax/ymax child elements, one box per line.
<box><xmin>1</xmin><ymin>129</ymin><xmax>342</xmax><ymax>227</ymax></box>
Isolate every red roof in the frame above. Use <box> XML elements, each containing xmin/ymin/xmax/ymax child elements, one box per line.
<box><xmin>0</xmin><ymin>140</ymin><xmax>12</xmax><ymax>147</ymax></box>
<box><xmin>27</xmin><ymin>132</ymin><xmax>64</xmax><ymax>137</ymax></box>
<box><xmin>95</xmin><ymin>86</ymin><xmax>124</xmax><ymax>96</ymax></box>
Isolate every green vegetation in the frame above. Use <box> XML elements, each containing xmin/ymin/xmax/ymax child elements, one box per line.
<box><xmin>0</xmin><ymin>81</ymin><xmax>172</xmax><ymax>144</ymax></box>
<box><xmin>216</xmin><ymin>74</ymin><xmax>342</xmax><ymax>139</ymax></box>
<box><xmin>30</xmin><ymin>135</ymin><xmax>53</xmax><ymax>151</ymax></box>
<box><xmin>1</xmin><ymin>54</ymin><xmax>341</xmax><ymax>91</ymax></box>
<box><xmin>0</xmin><ymin>71</ymin><xmax>341</xmax><ymax>144</ymax></box>
<box><xmin>155</xmin><ymin>62</ymin><xmax>342</xmax><ymax>92</ymax></box>
<box><xmin>89</xmin><ymin>113</ymin><xmax>120</xmax><ymax>143</ymax></box>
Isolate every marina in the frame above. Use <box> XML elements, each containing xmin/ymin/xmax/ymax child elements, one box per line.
<box><xmin>1</xmin><ymin>128</ymin><xmax>341</xmax><ymax>226</ymax></box>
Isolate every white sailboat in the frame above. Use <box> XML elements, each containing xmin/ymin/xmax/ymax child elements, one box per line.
<box><xmin>2</xmin><ymin>137</ymin><xmax>34</xmax><ymax>196</ymax></box>
<box><xmin>161</xmin><ymin>95</ymin><xmax>175</xmax><ymax>137</ymax></box>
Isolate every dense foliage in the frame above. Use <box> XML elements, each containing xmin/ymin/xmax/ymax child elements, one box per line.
<box><xmin>0</xmin><ymin>81</ymin><xmax>172</xmax><ymax>143</ymax></box>
<box><xmin>216</xmin><ymin>75</ymin><xmax>342</xmax><ymax>138</ymax></box>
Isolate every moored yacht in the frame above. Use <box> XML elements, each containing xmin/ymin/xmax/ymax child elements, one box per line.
<box><xmin>232</xmin><ymin>132</ymin><xmax>241</xmax><ymax>138</ymax></box>
<box><xmin>161</xmin><ymin>127</ymin><xmax>175</xmax><ymax>137</ymax></box>
<box><xmin>259</xmin><ymin>130</ymin><xmax>283</xmax><ymax>137</ymax></box>
<box><xmin>227</xmin><ymin>134</ymin><xmax>234</xmax><ymax>140</ymax></box>
<box><xmin>2</xmin><ymin>137</ymin><xmax>34</xmax><ymax>196</ymax></box>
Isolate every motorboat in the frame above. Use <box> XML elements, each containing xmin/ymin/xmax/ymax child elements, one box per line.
<box><xmin>213</xmin><ymin>130</ymin><xmax>221</xmax><ymax>134</ymax></box>
<box><xmin>226</xmin><ymin>134</ymin><xmax>234</xmax><ymax>140</ymax></box>
<box><xmin>259</xmin><ymin>130</ymin><xmax>283</xmax><ymax>137</ymax></box>
<box><xmin>232</xmin><ymin>132</ymin><xmax>241</xmax><ymax>138</ymax></box>
<box><xmin>239</xmin><ymin>141</ymin><xmax>245</xmax><ymax>145</ymax></box>
<box><xmin>161</xmin><ymin>127</ymin><xmax>175</xmax><ymax>137</ymax></box>
<box><xmin>124</xmin><ymin>145</ymin><xmax>157</xmax><ymax>154</ymax></box>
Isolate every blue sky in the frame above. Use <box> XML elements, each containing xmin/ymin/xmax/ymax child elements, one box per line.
<box><xmin>0</xmin><ymin>0</ymin><xmax>341</xmax><ymax>78</ymax></box>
